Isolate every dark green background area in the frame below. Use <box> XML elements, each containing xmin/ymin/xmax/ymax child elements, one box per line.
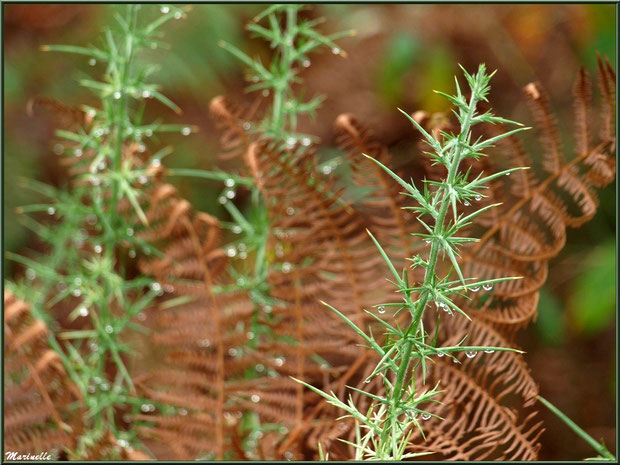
<box><xmin>3</xmin><ymin>3</ymin><xmax>616</xmax><ymax>460</ymax></box>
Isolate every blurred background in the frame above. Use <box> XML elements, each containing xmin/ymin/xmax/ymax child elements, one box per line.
<box><xmin>3</xmin><ymin>3</ymin><xmax>615</xmax><ymax>460</ymax></box>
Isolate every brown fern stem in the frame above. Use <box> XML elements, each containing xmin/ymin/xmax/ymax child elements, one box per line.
<box><xmin>181</xmin><ymin>215</ymin><xmax>225</xmax><ymax>459</ymax></box>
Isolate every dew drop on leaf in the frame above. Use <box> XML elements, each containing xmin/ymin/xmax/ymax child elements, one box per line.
<box><xmin>466</xmin><ymin>350</ymin><xmax>477</xmax><ymax>358</ymax></box>
<box><xmin>482</xmin><ymin>283</ymin><xmax>493</xmax><ymax>291</ymax></box>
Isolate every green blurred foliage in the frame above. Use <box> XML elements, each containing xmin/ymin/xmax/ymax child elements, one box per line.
<box><xmin>567</xmin><ymin>240</ymin><xmax>616</xmax><ymax>336</ymax></box>
<box><xmin>536</xmin><ymin>287</ymin><xmax>567</xmax><ymax>347</ymax></box>
<box><xmin>377</xmin><ymin>33</ymin><xmax>420</xmax><ymax>107</ymax></box>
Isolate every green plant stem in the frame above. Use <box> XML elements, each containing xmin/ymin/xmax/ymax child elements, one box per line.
<box><xmin>537</xmin><ymin>395</ymin><xmax>615</xmax><ymax>460</ymax></box>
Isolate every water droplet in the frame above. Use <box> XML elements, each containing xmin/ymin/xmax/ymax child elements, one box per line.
<box><xmin>117</xmin><ymin>439</ymin><xmax>128</xmax><ymax>448</ymax></box>
<box><xmin>113</xmin><ymin>91</ymin><xmax>122</xmax><ymax>100</ymax></box>
<box><xmin>437</xmin><ymin>352</ymin><xmax>445</xmax><ymax>357</ymax></box>
<box><xmin>160</xmin><ymin>6</ymin><xmax>170</xmax><ymax>14</ymax></box>
<box><xmin>321</xmin><ymin>165</ymin><xmax>332</xmax><ymax>175</ymax></box>
<box><xmin>262</xmin><ymin>305</ymin><xmax>273</xmax><ymax>314</ymax></box>
<box><xmin>88</xmin><ymin>58</ymin><xmax>96</xmax><ymax>66</ymax></box>
<box><xmin>282</xmin><ymin>262</ymin><xmax>292</xmax><ymax>273</ymax></box>
<box><xmin>126</xmin><ymin>227</ymin><xmax>134</xmax><ymax>236</ymax></box>
<box><xmin>464</xmin><ymin>200</ymin><xmax>470</xmax><ymax>206</ymax></box>
<box><xmin>232</xmin><ymin>225</ymin><xmax>242</xmax><ymax>234</ymax></box>
<box><xmin>74</xmin><ymin>277</ymin><xmax>82</xmax><ymax>286</ymax></box>
<box><xmin>302</xmin><ymin>59</ymin><xmax>311</xmax><ymax>68</ymax></box>
<box><xmin>224</xmin><ymin>178</ymin><xmax>235</xmax><ymax>188</ymax></box>
<box><xmin>237</xmin><ymin>277</ymin><xmax>246</xmax><ymax>286</ymax></box>
<box><xmin>53</xmin><ymin>144</ymin><xmax>64</xmax><ymax>155</ymax></box>
<box><xmin>505</xmin><ymin>172</ymin><xmax>511</xmax><ymax>176</ymax></box>
<box><xmin>242</xmin><ymin>122</ymin><xmax>251</xmax><ymax>131</ymax></box>
<box><xmin>239</xmin><ymin>251</ymin><xmax>247</xmax><ymax>260</ymax></box>
<box><xmin>87</xmin><ymin>385</ymin><xmax>96</xmax><ymax>393</ymax></box>
<box><xmin>482</xmin><ymin>283</ymin><xmax>493</xmax><ymax>291</ymax></box>
<box><xmin>274</xmin><ymin>356</ymin><xmax>285</xmax><ymax>367</ymax></box>
<box><xmin>79</xmin><ymin>306</ymin><xmax>89</xmax><ymax>317</ymax></box>
<box><xmin>466</xmin><ymin>350</ymin><xmax>477</xmax><ymax>358</ymax></box>
<box><xmin>377</xmin><ymin>306</ymin><xmax>385</xmax><ymax>314</ymax></box>
<box><xmin>178</xmin><ymin>408</ymin><xmax>188</xmax><ymax>416</ymax></box>
<box><xmin>151</xmin><ymin>159</ymin><xmax>161</xmax><ymax>168</ymax></box>
<box><xmin>90</xmin><ymin>342</ymin><xmax>99</xmax><ymax>352</ymax></box>
<box><xmin>228</xmin><ymin>348</ymin><xmax>238</xmax><ymax>357</ymax></box>
<box><xmin>301</xmin><ymin>137</ymin><xmax>312</xmax><ymax>147</ymax></box>
<box><xmin>72</xmin><ymin>289</ymin><xmax>82</xmax><ymax>297</ymax></box>
<box><xmin>475</xmin><ymin>194</ymin><xmax>482</xmax><ymax>201</ymax></box>
<box><xmin>137</xmin><ymin>312</ymin><xmax>146</xmax><ymax>321</ymax></box>
<box><xmin>364</xmin><ymin>378</ymin><xmax>371</xmax><ymax>384</ymax></box>
<box><xmin>138</xmin><ymin>175</ymin><xmax>148</xmax><ymax>185</ymax></box>
<box><xmin>181</xmin><ymin>127</ymin><xmax>191</xmax><ymax>136</ymax></box>
<box><xmin>453</xmin><ymin>358</ymin><xmax>459</xmax><ymax>363</ymax></box>
<box><xmin>255</xmin><ymin>363</ymin><xmax>265</xmax><ymax>372</ymax></box>
<box><xmin>484</xmin><ymin>349</ymin><xmax>495</xmax><ymax>354</ymax></box>
<box><xmin>198</xmin><ymin>339</ymin><xmax>211</xmax><ymax>348</ymax></box>
<box><xmin>471</xmin><ymin>286</ymin><xmax>480</xmax><ymax>292</ymax></box>
<box><xmin>284</xmin><ymin>451</ymin><xmax>294</xmax><ymax>460</ymax></box>
<box><xmin>90</xmin><ymin>176</ymin><xmax>101</xmax><ymax>186</ymax></box>
<box><xmin>226</xmin><ymin>247</ymin><xmax>237</xmax><ymax>258</ymax></box>
<box><xmin>151</xmin><ymin>282</ymin><xmax>162</xmax><ymax>293</ymax></box>
<box><xmin>421</xmin><ymin>413</ymin><xmax>431</xmax><ymax>421</ymax></box>
<box><xmin>285</xmin><ymin>137</ymin><xmax>296</xmax><ymax>148</ymax></box>
<box><xmin>262</xmin><ymin>89</ymin><xmax>270</xmax><ymax>97</ymax></box>
<box><xmin>142</xmin><ymin>90</ymin><xmax>151</xmax><ymax>98</ymax></box>
<box><xmin>286</xmin><ymin>207</ymin><xmax>295</xmax><ymax>216</ymax></box>
<box><xmin>331</xmin><ymin>47</ymin><xmax>341</xmax><ymax>55</ymax></box>
<box><xmin>140</xmin><ymin>404</ymin><xmax>151</xmax><ymax>412</ymax></box>
<box><xmin>100</xmin><ymin>382</ymin><xmax>109</xmax><ymax>391</ymax></box>
<box><xmin>129</xmin><ymin>249</ymin><xmax>137</xmax><ymax>258</ymax></box>
<box><xmin>226</xmin><ymin>189</ymin><xmax>236</xmax><ymax>199</ymax></box>
<box><xmin>251</xmin><ymin>394</ymin><xmax>260</xmax><ymax>403</ymax></box>
<box><xmin>74</xmin><ymin>148</ymin><xmax>83</xmax><ymax>157</ymax></box>
<box><xmin>94</xmin><ymin>244</ymin><xmax>102</xmax><ymax>254</ymax></box>
<box><xmin>97</xmin><ymin>160</ymin><xmax>106</xmax><ymax>171</ymax></box>
<box><xmin>246</xmin><ymin>331</ymin><xmax>255</xmax><ymax>340</ymax></box>
<box><xmin>26</xmin><ymin>268</ymin><xmax>36</xmax><ymax>280</ymax></box>
<box><xmin>47</xmin><ymin>207</ymin><xmax>56</xmax><ymax>215</ymax></box>
<box><xmin>105</xmin><ymin>325</ymin><xmax>114</xmax><ymax>334</ymax></box>
<box><xmin>174</xmin><ymin>11</ymin><xmax>182</xmax><ymax>19</ymax></box>
<box><xmin>218</xmin><ymin>196</ymin><xmax>227</xmax><ymax>204</ymax></box>
<box><xmin>425</xmin><ymin>239</ymin><xmax>431</xmax><ymax>244</ymax></box>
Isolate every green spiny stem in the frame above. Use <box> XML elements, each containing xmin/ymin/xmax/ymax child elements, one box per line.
<box><xmin>538</xmin><ymin>395</ymin><xmax>615</xmax><ymax>460</ymax></box>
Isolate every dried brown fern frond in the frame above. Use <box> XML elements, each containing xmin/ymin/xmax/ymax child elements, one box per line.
<box><xmin>209</xmin><ymin>96</ymin><xmax>264</xmax><ymax>161</ymax></box>
<box><xmin>4</xmin><ymin>290</ymin><xmax>81</xmax><ymax>456</ymax></box>
<box><xmin>334</xmin><ymin>113</ymin><xmax>421</xmax><ymax>264</ymax></box>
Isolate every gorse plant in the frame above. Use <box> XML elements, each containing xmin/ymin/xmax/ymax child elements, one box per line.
<box><xmin>219</xmin><ymin>4</ymin><xmax>353</xmax><ymax>142</ymax></box>
<box><xmin>7</xmin><ymin>4</ymin><xmax>192</xmax><ymax>458</ymax></box>
<box><xmin>4</xmin><ymin>3</ymin><xmax>616</xmax><ymax>462</ymax></box>
<box><xmin>295</xmin><ymin>65</ymin><xmax>532</xmax><ymax>460</ymax></box>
